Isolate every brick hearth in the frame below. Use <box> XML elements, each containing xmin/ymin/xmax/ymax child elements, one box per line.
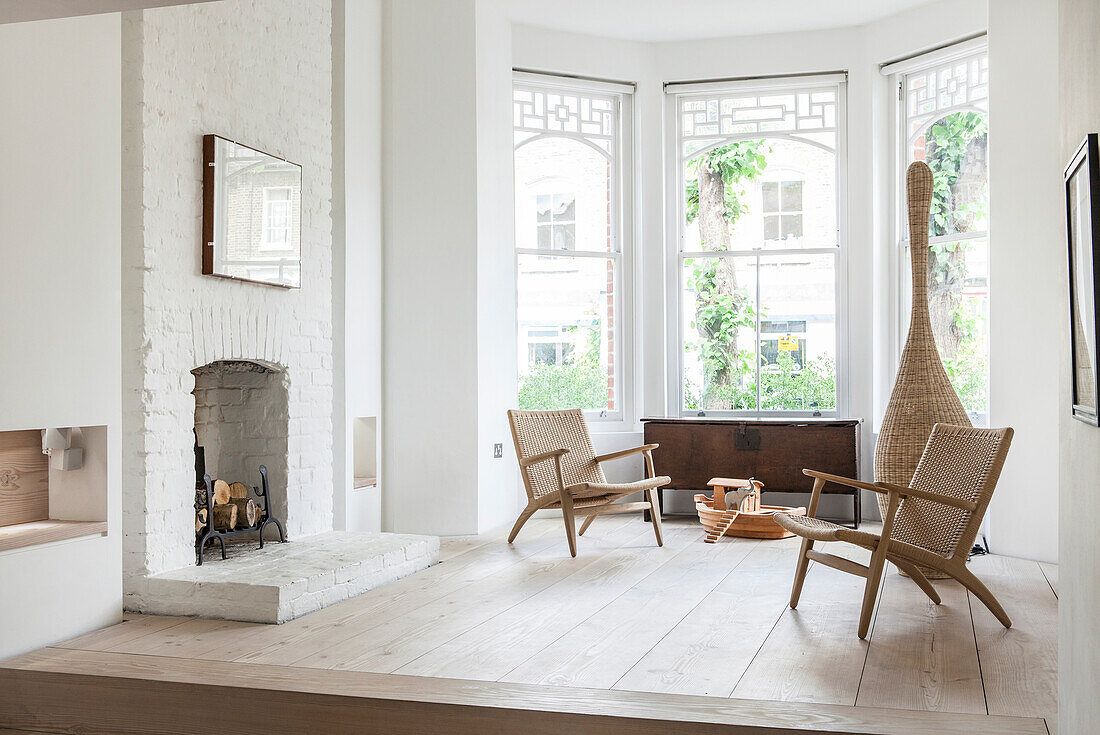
<box><xmin>130</xmin><ymin>532</ymin><xmax>439</xmax><ymax>624</ymax></box>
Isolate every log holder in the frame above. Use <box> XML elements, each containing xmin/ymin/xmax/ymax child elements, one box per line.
<box><xmin>195</xmin><ymin>464</ymin><xmax>286</xmax><ymax>565</ymax></box>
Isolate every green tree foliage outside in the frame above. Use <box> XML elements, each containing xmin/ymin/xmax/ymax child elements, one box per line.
<box><xmin>683</xmin><ymin>140</ymin><xmax>837</xmax><ymax>413</ymax></box>
<box><xmin>518</xmin><ymin>358</ymin><xmax>607</xmax><ymax>410</ymax></box>
<box><xmin>922</xmin><ymin>112</ymin><xmax>989</xmax><ymax>415</ymax></box>
<box><xmin>519</xmin><ymin>319</ymin><xmax>608</xmax><ymax>410</ymax></box>
<box><xmin>683</xmin><ymin>353</ymin><xmax>838</xmax><ymax>413</ymax></box>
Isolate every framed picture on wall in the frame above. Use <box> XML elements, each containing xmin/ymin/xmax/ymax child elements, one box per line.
<box><xmin>1064</xmin><ymin>133</ymin><xmax>1100</xmax><ymax>425</ymax></box>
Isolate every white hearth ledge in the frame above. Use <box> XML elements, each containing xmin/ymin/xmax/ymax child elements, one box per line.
<box><xmin>125</xmin><ymin>531</ymin><xmax>439</xmax><ymax>624</ymax></box>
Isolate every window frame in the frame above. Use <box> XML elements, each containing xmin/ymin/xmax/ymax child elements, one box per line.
<box><xmin>259</xmin><ymin>186</ymin><xmax>293</xmax><ymax>251</ymax></box>
<box><xmin>886</xmin><ymin>38</ymin><xmax>989</xmax><ymax>425</ymax></box>
<box><xmin>512</xmin><ymin>71</ymin><xmax>636</xmax><ymax>428</ymax></box>
<box><xmin>761</xmin><ymin>178</ymin><xmax>806</xmax><ymax>242</ymax></box>
<box><xmin>535</xmin><ymin>191</ymin><xmax>577</xmax><ymax>253</ymax></box>
<box><xmin>663</xmin><ymin>73</ymin><xmax>850</xmax><ymax>419</ymax></box>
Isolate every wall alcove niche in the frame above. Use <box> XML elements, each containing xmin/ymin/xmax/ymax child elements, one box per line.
<box><xmin>0</xmin><ymin>426</ymin><xmax>108</xmax><ymax>553</ymax></box>
<box><xmin>192</xmin><ymin>359</ymin><xmax>289</xmax><ymax>529</ymax></box>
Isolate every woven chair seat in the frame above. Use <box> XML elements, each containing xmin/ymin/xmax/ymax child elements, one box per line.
<box><xmin>566</xmin><ymin>476</ymin><xmax>671</xmax><ymax>496</ymax></box>
<box><xmin>774</xmin><ymin>512</ymin><xmax>953</xmax><ymax>570</ymax></box>
<box><xmin>774</xmin><ymin>514</ymin><xmax>887</xmax><ymax>551</ymax></box>
<box><xmin>544</xmin><ymin>494</ymin><xmax>619</xmax><ymax>510</ymax></box>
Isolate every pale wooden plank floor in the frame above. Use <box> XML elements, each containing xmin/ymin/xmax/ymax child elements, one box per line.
<box><xmin>969</xmin><ymin>554</ymin><xmax>1059</xmax><ymax>734</ymax></box>
<box><xmin>43</xmin><ymin>515</ymin><xmax>1058</xmax><ymax>732</ymax></box>
<box><xmin>856</xmin><ymin>568</ymin><xmax>986</xmax><ymax>714</ymax></box>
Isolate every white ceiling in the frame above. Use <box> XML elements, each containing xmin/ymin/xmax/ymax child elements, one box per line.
<box><xmin>499</xmin><ymin>0</ymin><xmax>937</xmax><ymax>42</ymax></box>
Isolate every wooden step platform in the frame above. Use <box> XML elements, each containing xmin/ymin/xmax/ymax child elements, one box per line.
<box><xmin>0</xmin><ymin>647</ymin><xmax>1048</xmax><ymax>735</ymax></box>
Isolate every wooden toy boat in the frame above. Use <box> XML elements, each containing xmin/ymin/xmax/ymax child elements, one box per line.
<box><xmin>696</xmin><ymin>477</ymin><xmax>806</xmax><ymax>541</ymax></box>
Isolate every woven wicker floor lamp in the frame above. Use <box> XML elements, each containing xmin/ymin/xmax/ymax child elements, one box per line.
<box><xmin>874</xmin><ymin>161</ymin><xmax>971</xmax><ymax>577</ymax></box>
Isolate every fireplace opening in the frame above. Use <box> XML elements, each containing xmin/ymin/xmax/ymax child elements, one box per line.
<box><xmin>192</xmin><ymin>360</ymin><xmax>289</xmax><ymax>536</ymax></box>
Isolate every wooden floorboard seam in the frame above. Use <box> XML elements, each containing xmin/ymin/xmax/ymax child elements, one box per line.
<box><xmin>494</xmin><ymin>527</ymin><xmax>749</xmax><ymax>685</ymax></box>
<box><xmin>342</xmin><ymin>521</ymin><xmax>684</xmax><ymax>675</ymax></box>
<box><xmin>394</xmin><ymin>523</ymin><xmax>698</xmax><ymax>678</ymax></box>
<box><xmin>491</xmin><ymin>523</ymin><xmax>697</xmax><ymax>682</ymax></box>
<box><xmin>606</xmin><ymin>538</ymin><xmax>764</xmax><ymax>692</ymax></box>
<box><xmin>851</xmin><ymin>563</ymin><xmax>890</xmax><ymax>707</ymax></box>
<box><xmin>1038</xmin><ymin>561</ymin><xmax>1058</xmax><ymax>600</ymax></box>
<box><xmin>966</xmin><ymin>583</ymin><xmax>991</xmax><ymax>715</ymax></box>
<box><xmin>727</xmin><ymin>581</ymin><xmax>793</xmax><ymax>697</ymax></box>
<box><xmin>105</xmin><ymin>617</ymin><xmax>193</xmax><ymax>648</ymax></box>
<box><xmin>232</xmin><ymin>518</ymin><xmax>591</xmax><ymax>666</ymax></box>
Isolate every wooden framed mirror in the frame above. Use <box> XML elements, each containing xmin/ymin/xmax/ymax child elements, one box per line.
<box><xmin>202</xmin><ymin>134</ymin><xmax>302</xmax><ymax>288</ymax></box>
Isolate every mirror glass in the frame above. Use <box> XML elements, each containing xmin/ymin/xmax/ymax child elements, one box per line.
<box><xmin>203</xmin><ymin>135</ymin><xmax>302</xmax><ymax>288</ymax></box>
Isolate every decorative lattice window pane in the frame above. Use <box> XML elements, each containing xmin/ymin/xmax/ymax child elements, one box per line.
<box><xmin>514</xmin><ymin>84</ymin><xmax>617</xmax><ymax>156</ymax></box>
<box><xmin>904</xmin><ymin>50</ymin><xmax>989</xmax><ymax>143</ymax></box>
<box><xmin>679</xmin><ymin>85</ymin><xmax>838</xmax><ymax>159</ymax></box>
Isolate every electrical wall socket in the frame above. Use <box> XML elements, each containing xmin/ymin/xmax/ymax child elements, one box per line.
<box><xmin>493</xmin><ymin>443</ymin><xmax>503</xmax><ymax>458</ymax></box>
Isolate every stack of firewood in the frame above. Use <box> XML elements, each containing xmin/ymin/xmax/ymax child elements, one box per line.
<box><xmin>195</xmin><ymin>480</ymin><xmax>259</xmax><ymax>533</ymax></box>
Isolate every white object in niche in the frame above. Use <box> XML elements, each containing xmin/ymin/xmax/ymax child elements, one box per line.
<box><xmin>41</xmin><ymin>427</ymin><xmax>83</xmax><ymax>471</ymax></box>
<box><xmin>51</xmin><ymin>448</ymin><xmax>83</xmax><ymax>471</ymax></box>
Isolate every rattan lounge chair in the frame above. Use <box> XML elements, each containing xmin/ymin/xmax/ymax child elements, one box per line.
<box><xmin>773</xmin><ymin>423</ymin><xmax>1014</xmax><ymax>639</ymax></box>
<box><xmin>507</xmin><ymin>409</ymin><xmax>670</xmax><ymax>557</ymax></box>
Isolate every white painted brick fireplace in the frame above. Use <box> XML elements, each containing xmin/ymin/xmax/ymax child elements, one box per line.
<box><xmin>120</xmin><ymin>0</ymin><xmax>435</xmax><ymax>621</ymax></box>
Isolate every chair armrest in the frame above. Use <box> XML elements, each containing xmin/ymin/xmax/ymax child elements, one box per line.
<box><xmin>802</xmin><ymin>470</ymin><xmax>977</xmax><ymax>512</ymax></box>
<box><xmin>594</xmin><ymin>444</ymin><xmax>659</xmax><ymax>464</ymax></box>
<box><xmin>802</xmin><ymin>469</ymin><xmax>881</xmax><ymax>493</ymax></box>
<box><xmin>519</xmin><ymin>448</ymin><xmax>569</xmax><ymax>468</ymax></box>
<box><xmin>876</xmin><ymin>482</ymin><xmax>978</xmax><ymax>512</ymax></box>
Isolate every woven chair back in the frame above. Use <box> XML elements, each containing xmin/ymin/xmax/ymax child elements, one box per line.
<box><xmin>508</xmin><ymin>409</ymin><xmax>606</xmax><ymax>501</ymax></box>
<box><xmin>890</xmin><ymin>423</ymin><xmax>1013</xmax><ymax>559</ymax></box>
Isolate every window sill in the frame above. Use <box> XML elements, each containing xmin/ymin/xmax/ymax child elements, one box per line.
<box><xmin>0</xmin><ymin>519</ymin><xmax>108</xmax><ymax>554</ymax></box>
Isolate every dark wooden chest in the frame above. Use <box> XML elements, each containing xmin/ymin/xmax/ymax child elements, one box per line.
<box><xmin>642</xmin><ymin>417</ymin><xmax>862</xmax><ymax>526</ymax></box>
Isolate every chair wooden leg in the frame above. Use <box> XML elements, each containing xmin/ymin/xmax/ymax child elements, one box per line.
<box><xmin>858</xmin><ymin>545</ymin><xmax>889</xmax><ymax>640</ymax></box>
<box><xmin>560</xmin><ymin>492</ymin><xmax>578</xmax><ymax>558</ymax></box>
<box><xmin>858</xmin><ymin>490</ymin><xmax>899</xmax><ymax>640</ymax></box>
<box><xmin>789</xmin><ymin>538</ymin><xmax>814</xmax><ymax>609</ymax></box>
<box><xmin>645</xmin><ymin>488</ymin><xmax>664</xmax><ymax>547</ymax></box>
<box><xmin>951</xmin><ymin>564</ymin><xmax>1011</xmax><ymax>628</ymax></box>
<box><xmin>508</xmin><ymin>504</ymin><xmax>537</xmax><ymax>543</ymax></box>
<box><xmin>892</xmin><ymin>558</ymin><xmax>941</xmax><ymax>605</ymax></box>
<box><xmin>578</xmin><ymin>512</ymin><xmax>598</xmax><ymax>536</ymax></box>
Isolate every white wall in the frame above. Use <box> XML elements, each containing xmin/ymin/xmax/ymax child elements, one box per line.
<box><xmin>381</xmin><ymin>0</ymin><xmax>520</xmax><ymax>536</ymax></box>
<box><xmin>475</xmin><ymin>0</ymin><xmax>520</xmax><ymax>532</ymax></box>
<box><xmin>0</xmin><ymin>12</ymin><xmax>123</xmax><ymax>658</ymax></box>
<box><xmin>331</xmin><ymin>0</ymin><xmax>348</xmax><ymax>532</ymax></box>
<box><xmin>382</xmin><ymin>0</ymin><xmax>483</xmax><ymax>534</ymax></box>
<box><xmin>1058</xmin><ymin>0</ymin><xmax>1100</xmax><ymax>728</ymax></box>
<box><xmin>985</xmin><ymin>0</ymin><xmax>1062</xmax><ymax>563</ymax></box>
<box><xmin>341</xmin><ymin>0</ymin><xmax>385</xmax><ymax>532</ymax></box>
